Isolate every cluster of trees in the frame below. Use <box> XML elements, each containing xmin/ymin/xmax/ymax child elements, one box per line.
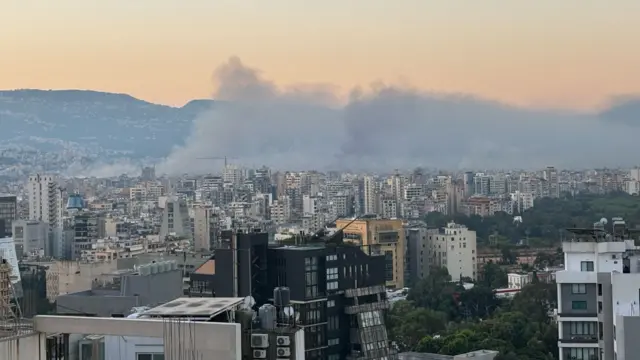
<box><xmin>387</xmin><ymin>268</ymin><xmax>558</xmax><ymax>359</ymax></box>
<box><xmin>425</xmin><ymin>192</ymin><xmax>640</xmax><ymax>246</ymax></box>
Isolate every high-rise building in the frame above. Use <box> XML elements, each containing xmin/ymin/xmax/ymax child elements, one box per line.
<box><xmin>426</xmin><ymin>222</ymin><xmax>477</xmax><ymax>281</ymax></box>
<box><xmin>193</xmin><ymin>205</ymin><xmax>218</xmax><ymax>251</ymax></box>
<box><xmin>463</xmin><ymin>172</ymin><xmax>475</xmax><ymax>198</ymax></box>
<box><xmin>0</xmin><ymin>195</ymin><xmax>17</xmax><ymax>238</ymax></box>
<box><xmin>544</xmin><ymin>166</ymin><xmax>560</xmax><ymax>198</ymax></box>
<box><xmin>335</xmin><ymin>217</ymin><xmax>405</xmax><ymax>289</ymax></box>
<box><xmin>159</xmin><ymin>197</ymin><xmax>191</xmax><ymax>241</ymax></box>
<box><xmin>557</xmin><ymin>218</ymin><xmax>640</xmax><ymax>360</ymax></box>
<box><xmin>213</xmin><ymin>231</ymin><xmax>397</xmax><ymax>360</ymax></box>
<box><xmin>27</xmin><ymin>174</ymin><xmax>63</xmax><ymax>256</ymax></box>
<box><xmin>363</xmin><ymin>176</ymin><xmax>377</xmax><ymax>215</ymax></box>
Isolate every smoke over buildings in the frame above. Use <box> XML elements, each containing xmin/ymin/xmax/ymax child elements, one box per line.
<box><xmin>156</xmin><ymin>56</ymin><xmax>640</xmax><ymax>174</ymax></box>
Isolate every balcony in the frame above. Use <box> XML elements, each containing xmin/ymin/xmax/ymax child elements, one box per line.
<box><xmin>557</xmin><ymin>313</ymin><xmax>598</xmax><ymax>319</ymax></box>
<box><xmin>558</xmin><ymin>335</ymin><xmax>598</xmax><ymax>344</ymax></box>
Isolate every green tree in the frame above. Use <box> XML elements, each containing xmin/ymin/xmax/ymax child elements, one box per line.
<box><xmin>387</xmin><ymin>300</ymin><xmax>447</xmax><ymax>351</ymax></box>
<box><xmin>481</xmin><ymin>261</ymin><xmax>508</xmax><ymax>289</ymax></box>
<box><xmin>407</xmin><ymin>267</ymin><xmax>462</xmax><ymax>320</ymax></box>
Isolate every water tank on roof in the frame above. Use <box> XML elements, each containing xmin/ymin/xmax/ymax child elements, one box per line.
<box><xmin>258</xmin><ymin>304</ymin><xmax>277</xmax><ymax>330</ymax></box>
<box><xmin>150</xmin><ymin>263</ymin><xmax>158</xmax><ymax>274</ymax></box>
<box><xmin>274</xmin><ymin>287</ymin><xmax>290</xmax><ymax>307</ymax></box>
<box><xmin>170</xmin><ymin>261</ymin><xmax>178</xmax><ymax>271</ymax></box>
<box><xmin>163</xmin><ymin>261</ymin><xmax>171</xmax><ymax>272</ymax></box>
<box><xmin>139</xmin><ymin>265</ymin><xmax>150</xmax><ymax>276</ymax></box>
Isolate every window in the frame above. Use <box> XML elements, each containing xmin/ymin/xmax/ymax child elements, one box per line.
<box><xmin>568</xmin><ymin>348</ymin><xmax>596</xmax><ymax>360</ymax></box>
<box><xmin>570</xmin><ymin>322</ymin><xmax>596</xmax><ymax>336</ymax></box>
<box><xmin>326</xmin><ymin>267</ymin><xmax>338</xmax><ymax>280</ymax></box>
<box><xmin>359</xmin><ymin>311</ymin><xmax>383</xmax><ymax>328</ymax></box>
<box><xmin>327</xmin><ymin>316</ymin><xmax>339</xmax><ymax>330</ymax></box>
<box><xmin>327</xmin><ymin>300</ymin><xmax>335</xmax><ymax>308</ymax></box>
<box><xmin>581</xmin><ymin>261</ymin><xmax>594</xmax><ymax>272</ymax></box>
<box><xmin>328</xmin><ymin>338</ymin><xmax>340</xmax><ymax>346</ymax></box>
<box><xmin>327</xmin><ymin>281</ymin><xmax>338</xmax><ymax>290</ymax></box>
<box><xmin>137</xmin><ymin>354</ymin><xmax>164</xmax><ymax>360</ymax></box>
<box><xmin>572</xmin><ymin>301</ymin><xmax>588</xmax><ymax>310</ymax></box>
<box><xmin>305</xmin><ymin>257</ymin><xmax>318</xmax><ymax>298</ymax></box>
<box><xmin>572</xmin><ymin>284</ymin><xmax>587</xmax><ymax>294</ymax></box>
<box><xmin>598</xmin><ymin>283</ymin><xmax>602</xmax><ymax>296</ymax></box>
<box><xmin>326</xmin><ymin>254</ymin><xmax>337</xmax><ymax>261</ymax></box>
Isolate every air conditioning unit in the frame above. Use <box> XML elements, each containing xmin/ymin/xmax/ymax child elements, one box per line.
<box><xmin>277</xmin><ymin>347</ymin><xmax>291</xmax><ymax>357</ymax></box>
<box><xmin>251</xmin><ymin>334</ymin><xmax>269</xmax><ymax>348</ymax></box>
<box><xmin>276</xmin><ymin>336</ymin><xmax>291</xmax><ymax>346</ymax></box>
<box><xmin>253</xmin><ymin>349</ymin><xmax>267</xmax><ymax>358</ymax></box>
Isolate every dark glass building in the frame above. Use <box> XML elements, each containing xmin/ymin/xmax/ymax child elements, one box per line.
<box><xmin>209</xmin><ymin>230</ymin><xmax>397</xmax><ymax>360</ymax></box>
<box><xmin>0</xmin><ymin>195</ymin><xmax>17</xmax><ymax>237</ymax></box>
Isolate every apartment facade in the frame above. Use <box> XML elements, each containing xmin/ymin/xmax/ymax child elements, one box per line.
<box><xmin>426</xmin><ymin>222</ymin><xmax>477</xmax><ymax>281</ymax></box>
<box><xmin>336</xmin><ymin>217</ymin><xmax>405</xmax><ymax>289</ymax></box>
<box><xmin>557</xmin><ymin>225</ymin><xmax>640</xmax><ymax>360</ymax></box>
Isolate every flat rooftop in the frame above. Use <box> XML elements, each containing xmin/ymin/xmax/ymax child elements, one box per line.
<box><xmin>143</xmin><ymin>297</ymin><xmax>243</xmax><ymax>318</ymax></box>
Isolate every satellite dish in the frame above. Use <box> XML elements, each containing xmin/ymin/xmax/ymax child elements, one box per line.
<box><xmin>600</xmin><ymin>218</ymin><xmax>608</xmax><ymax>225</ymax></box>
<box><xmin>241</xmin><ymin>296</ymin><xmax>256</xmax><ymax>310</ymax></box>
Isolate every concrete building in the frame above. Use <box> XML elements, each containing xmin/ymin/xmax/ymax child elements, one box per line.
<box><xmin>406</xmin><ymin>223</ymin><xmax>477</xmax><ymax>284</ymax></box>
<box><xmin>557</xmin><ymin>220</ymin><xmax>640</xmax><ymax>360</ymax></box>
<box><xmin>27</xmin><ymin>174</ymin><xmax>63</xmax><ymax>255</ymax></box>
<box><xmin>159</xmin><ymin>197</ymin><xmax>190</xmax><ymax>241</ymax></box>
<box><xmin>336</xmin><ymin>217</ymin><xmax>405</xmax><ymax>289</ymax></box>
<box><xmin>405</xmin><ymin>226</ymin><xmax>429</xmax><ymax>286</ymax></box>
<box><xmin>11</xmin><ymin>220</ymin><xmax>47</xmax><ymax>258</ymax></box>
<box><xmin>212</xmin><ymin>231</ymin><xmax>396</xmax><ymax>360</ymax></box>
<box><xmin>70</xmin><ymin>212</ymin><xmax>101</xmax><ymax>260</ymax></box>
<box><xmin>363</xmin><ymin>176</ymin><xmax>378</xmax><ymax>215</ymax></box>
<box><xmin>193</xmin><ymin>205</ymin><xmax>218</xmax><ymax>251</ymax></box>
<box><xmin>56</xmin><ymin>260</ymin><xmax>182</xmax><ymax>317</ymax></box>
<box><xmin>507</xmin><ymin>273</ymin><xmax>532</xmax><ymax>289</ymax></box>
<box><xmin>426</xmin><ymin>222</ymin><xmax>477</xmax><ymax>281</ymax></box>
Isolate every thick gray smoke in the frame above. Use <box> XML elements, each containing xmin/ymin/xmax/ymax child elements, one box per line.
<box><xmin>158</xmin><ymin>56</ymin><xmax>640</xmax><ymax>174</ymax></box>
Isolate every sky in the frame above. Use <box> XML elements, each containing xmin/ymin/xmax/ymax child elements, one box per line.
<box><xmin>2</xmin><ymin>1</ymin><xmax>640</xmax><ymax>110</ymax></box>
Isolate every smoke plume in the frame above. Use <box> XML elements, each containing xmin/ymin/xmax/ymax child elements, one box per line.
<box><xmin>158</xmin><ymin>56</ymin><xmax>640</xmax><ymax>174</ymax></box>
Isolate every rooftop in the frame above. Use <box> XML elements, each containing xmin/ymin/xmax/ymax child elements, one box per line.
<box><xmin>142</xmin><ymin>297</ymin><xmax>243</xmax><ymax>318</ymax></box>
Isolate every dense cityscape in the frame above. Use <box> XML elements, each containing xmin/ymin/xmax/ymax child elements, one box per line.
<box><xmin>1</xmin><ymin>160</ymin><xmax>640</xmax><ymax>359</ymax></box>
<box><xmin>3</xmin><ymin>3</ymin><xmax>638</xmax><ymax>359</ymax></box>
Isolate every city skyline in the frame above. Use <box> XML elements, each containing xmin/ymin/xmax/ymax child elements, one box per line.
<box><xmin>3</xmin><ymin>1</ymin><xmax>640</xmax><ymax>110</ymax></box>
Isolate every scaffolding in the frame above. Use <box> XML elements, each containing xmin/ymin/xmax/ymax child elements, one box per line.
<box><xmin>0</xmin><ymin>258</ymin><xmax>29</xmax><ymax>338</ymax></box>
<box><xmin>0</xmin><ymin>259</ymin><xmax>11</xmax><ymax>321</ymax></box>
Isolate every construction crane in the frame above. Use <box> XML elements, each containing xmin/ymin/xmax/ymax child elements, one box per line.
<box><xmin>195</xmin><ymin>156</ymin><xmax>237</xmax><ymax>167</ymax></box>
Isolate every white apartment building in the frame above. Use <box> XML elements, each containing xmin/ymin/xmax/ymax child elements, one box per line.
<box><xmin>411</xmin><ymin>222</ymin><xmax>477</xmax><ymax>282</ymax></box>
<box><xmin>507</xmin><ymin>273</ymin><xmax>532</xmax><ymax>289</ymax></box>
<box><xmin>363</xmin><ymin>176</ymin><xmax>378</xmax><ymax>215</ymax></box>
<box><xmin>270</xmin><ymin>198</ymin><xmax>291</xmax><ymax>225</ymax></box>
<box><xmin>130</xmin><ymin>182</ymin><xmax>165</xmax><ymax>203</ymax></box>
<box><xmin>510</xmin><ymin>191</ymin><xmax>536</xmax><ymax>213</ymax></box>
<box><xmin>403</xmin><ymin>184</ymin><xmax>424</xmax><ymax>200</ymax></box>
<box><xmin>28</xmin><ymin>174</ymin><xmax>63</xmax><ymax>257</ymax></box>
<box><xmin>557</xmin><ymin>222</ymin><xmax>640</xmax><ymax>360</ymax></box>
<box><xmin>302</xmin><ymin>195</ymin><xmax>319</xmax><ymax>215</ymax></box>
<box><xmin>28</xmin><ymin>174</ymin><xmax>62</xmax><ymax>227</ymax></box>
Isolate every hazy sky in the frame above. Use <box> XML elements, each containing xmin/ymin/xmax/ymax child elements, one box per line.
<box><xmin>2</xmin><ymin>1</ymin><xmax>640</xmax><ymax>110</ymax></box>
